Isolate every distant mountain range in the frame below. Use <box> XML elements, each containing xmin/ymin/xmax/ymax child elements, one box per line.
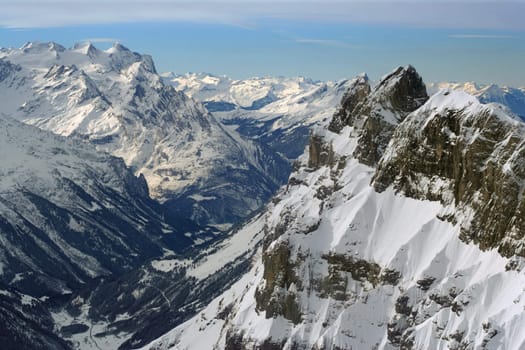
<box><xmin>162</xmin><ymin>72</ymin><xmax>354</xmax><ymax>161</ymax></box>
<box><xmin>0</xmin><ymin>42</ymin><xmax>289</xmax><ymax>230</ymax></box>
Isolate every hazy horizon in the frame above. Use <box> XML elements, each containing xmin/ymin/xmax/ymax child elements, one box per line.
<box><xmin>1</xmin><ymin>0</ymin><xmax>524</xmax><ymax>86</ymax></box>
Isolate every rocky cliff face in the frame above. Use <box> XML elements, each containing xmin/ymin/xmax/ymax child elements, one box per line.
<box><xmin>373</xmin><ymin>89</ymin><xmax>525</xmax><ymax>257</ymax></box>
<box><xmin>330</xmin><ymin>66</ymin><xmax>428</xmax><ymax>166</ymax></box>
<box><xmin>328</xmin><ymin>74</ymin><xmax>371</xmax><ymax>133</ymax></box>
<box><xmin>142</xmin><ymin>67</ymin><xmax>525</xmax><ymax>350</ymax></box>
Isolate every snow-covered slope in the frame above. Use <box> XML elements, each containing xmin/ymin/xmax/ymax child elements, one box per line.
<box><xmin>429</xmin><ymin>82</ymin><xmax>525</xmax><ymax>120</ymax></box>
<box><xmin>163</xmin><ymin>73</ymin><xmax>353</xmax><ymax>160</ymax></box>
<box><xmin>0</xmin><ymin>42</ymin><xmax>289</xmax><ymax>228</ymax></box>
<box><xmin>61</xmin><ymin>209</ymin><xmax>266</xmax><ymax>349</ymax></box>
<box><xmin>0</xmin><ymin>112</ymin><xmax>272</xmax><ymax>349</ymax></box>
<box><xmin>0</xmin><ymin>115</ymin><xmax>200</xmax><ymax>349</ymax></box>
<box><xmin>0</xmin><ymin>115</ymin><xmax>189</xmax><ymax>297</ymax></box>
<box><xmin>143</xmin><ymin>66</ymin><xmax>525</xmax><ymax>350</ymax></box>
<box><xmin>0</xmin><ymin>283</ymin><xmax>71</xmax><ymax>350</ymax></box>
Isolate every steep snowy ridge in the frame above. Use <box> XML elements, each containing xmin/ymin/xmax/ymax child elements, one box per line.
<box><xmin>0</xmin><ymin>115</ymin><xmax>188</xmax><ymax>297</ymax></box>
<box><xmin>0</xmin><ymin>42</ymin><xmax>289</xmax><ymax>228</ymax></box>
<box><xmin>164</xmin><ymin>72</ymin><xmax>353</xmax><ymax>160</ymax></box>
<box><xmin>429</xmin><ymin>82</ymin><xmax>525</xmax><ymax>120</ymax></box>
<box><xmin>142</xmin><ymin>67</ymin><xmax>525</xmax><ymax>350</ymax></box>
<box><xmin>0</xmin><ymin>114</ymin><xmax>203</xmax><ymax>349</ymax></box>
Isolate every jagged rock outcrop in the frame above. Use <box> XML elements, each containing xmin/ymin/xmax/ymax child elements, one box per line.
<box><xmin>308</xmin><ymin>134</ymin><xmax>334</xmax><ymax>169</ymax></box>
<box><xmin>329</xmin><ymin>66</ymin><xmax>428</xmax><ymax>166</ymax></box>
<box><xmin>373</xmin><ymin>89</ymin><xmax>525</xmax><ymax>257</ymax></box>
<box><xmin>142</xmin><ymin>66</ymin><xmax>525</xmax><ymax>350</ymax></box>
<box><xmin>328</xmin><ymin>74</ymin><xmax>371</xmax><ymax>133</ymax></box>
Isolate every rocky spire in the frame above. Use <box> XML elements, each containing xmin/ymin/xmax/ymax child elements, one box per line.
<box><xmin>328</xmin><ymin>65</ymin><xmax>428</xmax><ymax>166</ymax></box>
<box><xmin>328</xmin><ymin>73</ymin><xmax>371</xmax><ymax>133</ymax></box>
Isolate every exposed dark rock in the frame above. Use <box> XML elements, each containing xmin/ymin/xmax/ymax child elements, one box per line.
<box><xmin>216</xmin><ymin>302</ymin><xmax>235</xmax><ymax>320</ymax></box>
<box><xmin>354</xmin><ymin>66</ymin><xmax>428</xmax><ymax>166</ymax></box>
<box><xmin>380</xmin><ymin>268</ymin><xmax>401</xmax><ymax>285</ymax></box>
<box><xmin>317</xmin><ymin>254</ymin><xmax>400</xmax><ymax>300</ymax></box>
<box><xmin>388</xmin><ymin>293</ymin><xmax>417</xmax><ymax>349</ymax></box>
<box><xmin>416</xmin><ymin>277</ymin><xmax>436</xmax><ymax>291</ymax></box>
<box><xmin>224</xmin><ymin>329</ymin><xmax>290</xmax><ymax>350</ymax></box>
<box><xmin>327</xmin><ymin>66</ymin><xmax>428</xmax><ymax>166</ymax></box>
<box><xmin>395</xmin><ymin>295</ymin><xmax>413</xmax><ymax>316</ymax></box>
<box><xmin>322</xmin><ymin>253</ymin><xmax>382</xmax><ymax>286</ymax></box>
<box><xmin>225</xmin><ymin>329</ymin><xmax>246</xmax><ymax>350</ymax></box>
<box><xmin>372</xmin><ymin>94</ymin><xmax>525</xmax><ymax>257</ymax></box>
<box><xmin>328</xmin><ymin>74</ymin><xmax>371</xmax><ymax>133</ymax></box>
<box><xmin>255</xmin><ymin>243</ymin><xmax>302</xmax><ymax>324</ymax></box>
<box><xmin>376</xmin><ymin>66</ymin><xmax>428</xmax><ymax>114</ymax></box>
<box><xmin>308</xmin><ymin>134</ymin><xmax>334</xmax><ymax>169</ymax></box>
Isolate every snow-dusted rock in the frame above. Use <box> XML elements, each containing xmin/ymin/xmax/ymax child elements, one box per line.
<box><xmin>142</xmin><ymin>67</ymin><xmax>525</xmax><ymax>350</ymax></box>
<box><xmin>429</xmin><ymin>82</ymin><xmax>525</xmax><ymax>120</ymax></box>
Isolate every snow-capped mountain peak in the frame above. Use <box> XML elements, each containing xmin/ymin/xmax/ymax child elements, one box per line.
<box><xmin>0</xmin><ymin>42</ymin><xmax>289</xmax><ymax>228</ymax></box>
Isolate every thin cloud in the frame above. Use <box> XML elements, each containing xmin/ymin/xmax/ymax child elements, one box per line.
<box><xmin>450</xmin><ymin>34</ymin><xmax>515</xmax><ymax>39</ymax></box>
<box><xmin>0</xmin><ymin>1</ymin><xmax>524</xmax><ymax>30</ymax></box>
<box><xmin>295</xmin><ymin>38</ymin><xmax>357</xmax><ymax>48</ymax></box>
<box><xmin>82</xmin><ymin>37</ymin><xmax>120</xmax><ymax>43</ymax></box>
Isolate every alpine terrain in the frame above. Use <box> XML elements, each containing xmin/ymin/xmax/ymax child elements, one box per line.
<box><xmin>0</xmin><ymin>42</ymin><xmax>290</xmax><ymax>229</ymax></box>
<box><xmin>142</xmin><ymin>66</ymin><xmax>525</xmax><ymax>350</ymax></box>
<box><xmin>163</xmin><ymin>73</ymin><xmax>353</xmax><ymax>161</ymax></box>
<box><xmin>0</xmin><ymin>115</ymin><xmax>191</xmax><ymax>349</ymax></box>
<box><xmin>0</xmin><ymin>115</ymin><xmax>270</xmax><ymax>349</ymax></box>
<box><xmin>0</xmin><ymin>42</ymin><xmax>295</xmax><ymax>350</ymax></box>
<box><xmin>429</xmin><ymin>82</ymin><xmax>525</xmax><ymax>120</ymax></box>
<box><xmin>2</xmin><ymin>40</ymin><xmax>525</xmax><ymax>350</ymax></box>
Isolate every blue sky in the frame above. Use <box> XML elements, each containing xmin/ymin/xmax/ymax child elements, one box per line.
<box><xmin>1</xmin><ymin>1</ymin><xmax>524</xmax><ymax>86</ymax></box>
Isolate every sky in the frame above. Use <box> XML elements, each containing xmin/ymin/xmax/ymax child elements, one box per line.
<box><xmin>1</xmin><ymin>0</ymin><xmax>524</xmax><ymax>86</ymax></box>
